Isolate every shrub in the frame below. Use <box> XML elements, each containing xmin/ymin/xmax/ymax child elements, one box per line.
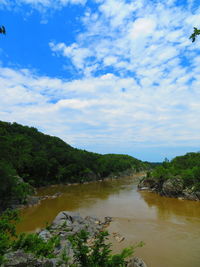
<box><xmin>0</xmin><ymin>210</ymin><xmax>19</xmax><ymax>264</ymax></box>
<box><xmin>12</xmin><ymin>233</ymin><xmax>60</xmax><ymax>258</ymax></box>
<box><xmin>68</xmin><ymin>229</ymin><xmax>144</xmax><ymax>267</ymax></box>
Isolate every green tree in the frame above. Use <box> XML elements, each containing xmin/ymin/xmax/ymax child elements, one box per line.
<box><xmin>0</xmin><ymin>161</ymin><xmax>32</xmax><ymax>211</ymax></box>
<box><xmin>0</xmin><ymin>26</ymin><xmax>5</xmax><ymax>35</ymax></box>
<box><xmin>190</xmin><ymin>27</ymin><xmax>200</xmax><ymax>42</ymax></box>
<box><xmin>0</xmin><ymin>210</ymin><xmax>19</xmax><ymax>264</ymax></box>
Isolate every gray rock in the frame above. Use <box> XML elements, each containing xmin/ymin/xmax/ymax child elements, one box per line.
<box><xmin>195</xmin><ymin>191</ymin><xmax>200</xmax><ymax>199</ymax></box>
<box><xmin>182</xmin><ymin>189</ymin><xmax>198</xmax><ymax>201</ymax></box>
<box><xmin>38</xmin><ymin>230</ymin><xmax>51</xmax><ymax>241</ymax></box>
<box><xmin>4</xmin><ymin>212</ymin><xmax>147</xmax><ymax>267</ymax></box>
<box><xmin>162</xmin><ymin>177</ymin><xmax>183</xmax><ymax>196</ymax></box>
<box><xmin>105</xmin><ymin>216</ymin><xmax>112</xmax><ymax>224</ymax></box>
<box><xmin>3</xmin><ymin>250</ymin><xmax>54</xmax><ymax>267</ymax></box>
<box><xmin>52</xmin><ymin>212</ymin><xmax>73</xmax><ymax>227</ymax></box>
<box><xmin>127</xmin><ymin>256</ymin><xmax>147</xmax><ymax>267</ymax></box>
<box><xmin>26</xmin><ymin>196</ymin><xmax>41</xmax><ymax>206</ymax></box>
<box><xmin>138</xmin><ymin>179</ymin><xmax>156</xmax><ymax>190</ymax></box>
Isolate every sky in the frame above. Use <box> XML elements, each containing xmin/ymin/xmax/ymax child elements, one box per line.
<box><xmin>0</xmin><ymin>0</ymin><xmax>200</xmax><ymax>162</ymax></box>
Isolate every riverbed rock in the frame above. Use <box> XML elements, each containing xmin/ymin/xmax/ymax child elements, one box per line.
<box><xmin>138</xmin><ymin>178</ymin><xmax>156</xmax><ymax>190</ymax></box>
<box><xmin>38</xmin><ymin>229</ymin><xmax>52</xmax><ymax>241</ymax></box>
<box><xmin>162</xmin><ymin>177</ymin><xmax>183</xmax><ymax>197</ymax></box>
<box><xmin>3</xmin><ymin>212</ymin><xmax>148</xmax><ymax>267</ymax></box>
<box><xmin>26</xmin><ymin>196</ymin><xmax>41</xmax><ymax>206</ymax></box>
<box><xmin>127</xmin><ymin>257</ymin><xmax>147</xmax><ymax>267</ymax></box>
<box><xmin>3</xmin><ymin>250</ymin><xmax>54</xmax><ymax>267</ymax></box>
<box><xmin>182</xmin><ymin>188</ymin><xmax>199</xmax><ymax>201</ymax></box>
<box><xmin>113</xmin><ymin>232</ymin><xmax>125</xmax><ymax>243</ymax></box>
<box><xmin>52</xmin><ymin>211</ymin><xmax>74</xmax><ymax>228</ymax></box>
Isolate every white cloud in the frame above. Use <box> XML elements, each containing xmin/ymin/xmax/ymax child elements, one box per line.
<box><xmin>43</xmin><ymin>0</ymin><xmax>200</xmax><ymax>152</ymax></box>
<box><xmin>1</xmin><ymin>0</ymin><xmax>200</xmax><ymax>159</ymax></box>
<box><xmin>128</xmin><ymin>18</ymin><xmax>156</xmax><ymax>39</ymax></box>
<box><xmin>1</xmin><ymin>63</ymin><xmax>200</xmax><ymax>152</ymax></box>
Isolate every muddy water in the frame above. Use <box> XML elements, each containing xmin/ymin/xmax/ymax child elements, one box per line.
<box><xmin>17</xmin><ymin>174</ymin><xmax>200</xmax><ymax>267</ymax></box>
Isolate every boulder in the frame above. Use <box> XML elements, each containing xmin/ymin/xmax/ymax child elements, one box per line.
<box><xmin>3</xmin><ymin>250</ymin><xmax>54</xmax><ymax>267</ymax></box>
<box><xmin>195</xmin><ymin>191</ymin><xmax>200</xmax><ymax>200</ymax></box>
<box><xmin>52</xmin><ymin>211</ymin><xmax>78</xmax><ymax>227</ymax></box>
<box><xmin>138</xmin><ymin>179</ymin><xmax>156</xmax><ymax>190</ymax></box>
<box><xmin>182</xmin><ymin>188</ymin><xmax>198</xmax><ymax>201</ymax></box>
<box><xmin>26</xmin><ymin>196</ymin><xmax>41</xmax><ymax>206</ymax></box>
<box><xmin>127</xmin><ymin>257</ymin><xmax>147</xmax><ymax>267</ymax></box>
<box><xmin>162</xmin><ymin>177</ymin><xmax>183</xmax><ymax>197</ymax></box>
<box><xmin>38</xmin><ymin>230</ymin><xmax>52</xmax><ymax>241</ymax></box>
<box><xmin>113</xmin><ymin>232</ymin><xmax>125</xmax><ymax>243</ymax></box>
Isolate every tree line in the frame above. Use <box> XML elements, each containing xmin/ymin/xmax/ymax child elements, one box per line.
<box><xmin>0</xmin><ymin>121</ymin><xmax>149</xmax><ymax>211</ymax></box>
<box><xmin>149</xmin><ymin>152</ymin><xmax>200</xmax><ymax>191</ymax></box>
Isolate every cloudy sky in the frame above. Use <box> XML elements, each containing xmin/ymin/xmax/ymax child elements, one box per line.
<box><xmin>0</xmin><ymin>0</ymin><xmax>200</xmax><ymax>161</ymax></box>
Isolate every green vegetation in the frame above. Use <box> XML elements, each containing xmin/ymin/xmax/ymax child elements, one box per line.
<box><xmin>12</xmin><ymin>232</ymin><xmax>60</xmax><ymax>258</ymax></box>
<box><xmin>0</xmin><ymin>25</ymin><xmax>6</xmax><ymax>35</ymax></box>
<box><xmin>0</xmin><ymin>210</ymin><xmax>61</xmax><ymax>264</ymax></box>
<box><xmin>0</xmin><ymin>210</ymin><xmax>142</xmax><ymax>266</ymax></box>
<box><xmin>0</xmin><ymin>161</ymin><xmax>33</xmax><ymax>211</ymax></box>
<box><xmin>0</xmin><ymin>120</ymin><xmax>149</xmax><ymax>211</ymax></box>
<box><xmin>150</xmin><ymin>152</ymin><xmax>200</xmax><ymax>191</ymax></box>
<box><xmin>69</xmin><ymin>229</ymin><xmax>143</xmax><ymax>267</ymax></box>
<box><xmin>0</xmin><ymin>210</ymin><xmax>19</xmax><ymax>264</ymax></box>
<box><xmin>190</xmin><ymin>27</ymin><xmax>200</xmax><ymax>42</ymax></box>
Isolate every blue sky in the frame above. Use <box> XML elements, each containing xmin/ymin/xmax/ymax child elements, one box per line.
<box><xmin>0</xmin><ymin>0</ymin><xmax>200</xmax><ymax>162</ymax></box>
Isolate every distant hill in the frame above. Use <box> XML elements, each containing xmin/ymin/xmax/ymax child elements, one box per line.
<box><xmin>0</xmin><ymin>120</ymin><xmax>149</xmax><ymax>210</ymax></box>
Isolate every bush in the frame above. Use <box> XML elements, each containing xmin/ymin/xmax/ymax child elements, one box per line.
<box><xmin>68</xmin><ymin>229</ymin><xmax>143</xmax><ymax>267</ymax></box>
<box><xmin>12</xmin><ymin>233</ymin><xmax>60</xmax><ymax>258</ymax></box>
<box><xmin>0</xmin><ymin>210</ymin><xmax>19</xmax><ymax>264</ymax></box>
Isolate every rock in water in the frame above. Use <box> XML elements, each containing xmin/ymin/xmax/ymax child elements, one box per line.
<box><xmin>127</xmin><ymin>257</ymin><xmax>147</xmax><ymax>267</ymax></box>
<box><xmin>162</xmin><ymin>177</ymin><xmax>183</xmax><ymax>197</ymax></box>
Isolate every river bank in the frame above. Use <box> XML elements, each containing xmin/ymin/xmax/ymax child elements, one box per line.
<box><xmin>16</xmin><ymin>175</ymin><xmax>200</xmax><ymax>267</ymax></box>
<box><xmin>138</xmin><ymin>176</ymin><xmax>200</xmax><ymax>201</ymax></box>
<box><xmin>4</xmin><ymin>211</ymin><xmax>147</xmax><ymax>267</ymax></box>
<box><xmin>17</xmin><ymin>172</ymin><xmax>146</xmax><ymax>210</ymax></box>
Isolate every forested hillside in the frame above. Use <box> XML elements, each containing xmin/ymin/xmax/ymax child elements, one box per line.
<box><xmin>0</xmin><ymin>121</ymin><xmax>149</xmax><ymax>210</ymax></box>
<box><xmin>139</xmin><ymin>152</ymin><xmax>200</xmax><ymax>200</ymax></box>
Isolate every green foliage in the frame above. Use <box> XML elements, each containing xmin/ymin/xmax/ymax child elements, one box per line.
<box><xmin>151</xmin><ymin>166</ymin><xmax>171</xmax><ymax>181</ymax></box>
<box><xmin>0</xmin><ymin>210</ymin><xmax>19</xmax><ymax>264</ymax></box>
<box><xmin>151</xmin><ymin>152</ymin><xmax>200</xmax><ymax>191</ymax></box>
<box><xmin>0</xmin><ymin>209</ymin><xmax>60</xmax><ymax>263</ymax></box>
<box><xmin>59</xmin><ymin>245</ymin><xmax>70</xmax><ymax>265</ymax></box>
<box><xmin>0</xmin><ymin>210</ymin><xmax>144</xmax><ymax>266</ymax></box>
<box><xmin>190</xmin><ymin>27</ymin><xmax>200</xmax><ymax>42</ymax></box>
<box><xmin>0</xmin><ymin>120</ymin><xmax>149</xmax><ymax>210</ymax></box>
<box><xmin>0</xmin><ymin>161</ymin><xmax>33</xmax><ymax>211</ymax></box>
<box><xmin>0</xmin><ymin>25</ymin><xmax>5</xmax><ymax>35</ymax></box>
<box><xmin>68</xmin><ymin>229</ymin><xmax>142</xmax><ymax>267</ymax></box>
<box><xmin>12</xmin><ymin>233</ymin><xmax>60</xmax><ymax>258</ymax></box>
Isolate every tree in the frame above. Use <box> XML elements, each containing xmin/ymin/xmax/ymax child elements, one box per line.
<box><xmin>0</xmin><ymin>26</ymin><xmax>6</xmax><ymax>35</ymax></box>
<box><xmin>189</xmin><ymin>27</ymin><xmax>200</xmax><ymax>42</ymax></box>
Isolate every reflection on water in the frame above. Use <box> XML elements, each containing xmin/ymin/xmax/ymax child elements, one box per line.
<box><xmin>140</xmin><ymin>191</ymin><xmax>200</xmax><ymax>222</ymax></box>
<box><xmin>17</xmin><ymin>174</ymin><xmax>200</xmax><ymax>267</ymax></box>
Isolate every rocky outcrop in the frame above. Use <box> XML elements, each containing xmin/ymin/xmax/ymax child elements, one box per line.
<box><xmin>138</xmin><ymin>176</ymin><xmax>200</xmax><ymax>201</ymax></box>
<box><xmin>4</xmin><ymin>212</ymin><xmax>148</xmax><ymax>267</ymax></box>
<box><xmin>162</xmin><ymin>177</ymin><xmax>183</xmax><ymax>197</ymax></box>
<box><xmin>4</xmin><ymin>212</ymin><xmax>106</xmax><ymax>267</ymax></box>
<box><xmin>3</xmin><ymin>250</ymin><xmax>54</xmax><ymax>266</ymax></box>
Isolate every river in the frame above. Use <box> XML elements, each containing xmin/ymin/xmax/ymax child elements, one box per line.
<box><xmin>17</xmin><ymin>174</ymin><xmax>200</xmax><ymax>267</ymax></box>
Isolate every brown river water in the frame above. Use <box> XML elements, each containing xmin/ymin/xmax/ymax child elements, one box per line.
<box><xmin>17</xmin><ymin>174</ymin><xmax>200</xmax><ymax>267</ymax></box>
